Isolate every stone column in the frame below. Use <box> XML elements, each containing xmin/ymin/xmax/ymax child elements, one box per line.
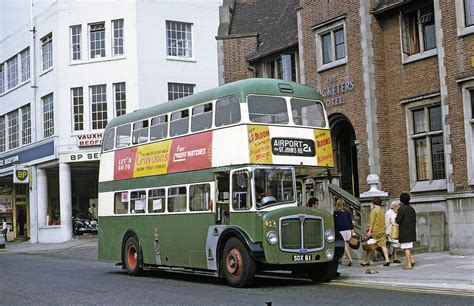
<box><xmin>59</xmin><ymin>163</ymin><xmax>73</xmax><ymax>241</ymax></box>
<box><xmin>37</xmin><ymin>168</ymin><xmax>48</xmax><ymax>229</ymax></box>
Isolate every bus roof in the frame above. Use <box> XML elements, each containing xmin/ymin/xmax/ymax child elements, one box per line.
<box><xmin>104</xmin><ymin>78</ymin><xmax>322</xmax><ymax>130</ymax></box>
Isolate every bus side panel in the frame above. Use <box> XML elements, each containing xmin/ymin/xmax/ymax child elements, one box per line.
<box><xmin>228</xmin><ymin>212</ymin><xmax>263</xmax><ymax>243</ymax></box>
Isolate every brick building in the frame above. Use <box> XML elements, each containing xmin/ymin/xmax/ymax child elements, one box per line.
<box><xmin>218</xmin><ymin>0</ymin><xmax>474</xmax><ymax>255</ymax></box>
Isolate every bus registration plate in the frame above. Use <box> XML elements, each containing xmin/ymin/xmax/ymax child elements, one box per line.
<box><xmin>292</xmin><ymin>254</ymin><xmax>312</xmax><ymax>262</ymax></box>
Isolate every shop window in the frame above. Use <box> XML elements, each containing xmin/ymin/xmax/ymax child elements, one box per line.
<box><xmin>189</xmin><ymin>183</ymin><xmax>211</xmax><ymax>211</ymax></box>
<box><xmin>130</xmin><ymin>190</ymin><xmax>146</xmax><ymax>214</ymax></box>
<box><xmin>148</xmin><ymin>188</ymin><xmax>165</xmax><ymax>213</ymax></box>
<box><xmin>168</xmin><ymin>186</ymin><xmax>187</xmax><ymax>212</ymax></box>
<box><xmin>401</xmin><ymin>5</ymin><xmax>437</xmax><ymax>62</ymax></box>
<box><xmin>114</xmin><ymin>192</ymin><xmax>129</xmax><ymax>214</ymax></box>
<box><xmin>215</xmin><ymin>95</ymin><xmax>241</xmax><ymax>127</ymax></box>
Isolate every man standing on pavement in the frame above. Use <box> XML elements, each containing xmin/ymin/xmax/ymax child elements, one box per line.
<box><xmin>2</xmin><ymin>219</ymin><xmax>7</xmax><ymax>243</ymax></box>
<box><xmin>396</xmin><ymin>192</ymin><xmax>417</xmax><ymax>270</ymax></box>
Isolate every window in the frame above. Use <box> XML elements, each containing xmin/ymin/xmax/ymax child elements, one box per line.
<box><xmin>232</xmin><ymin>171</ymin><xmax>251</xmax><ymax>211</ymax></box>
<box><xmin>191</xmin><ymin>103</ymin><xmax>212</xmax><ymax>132</ymax></box>
<box><xmin>150</xmin><ymin>115</ymin><xmax>168</xmax><ymax>141</ymax></box>
<box><xmin>20</xmin><ymin>48</ymin><xmax>30</xmax><ymax>81</ymax></box>
<box><xmin>0</xmin><ymin>64</ymin><xmax>4</xmax><ymax>93</ymax></box>
<box><xmin>41</xmin><ymin>33</ymin><xmax>53</xmax><ymax>70</ymax></box>
<box><xmin>168</xmin><ymin>82</ymin><xmax>194</xmax><ymax>101</ymax></box>
<box><xmin>103</xmin><ymin>128</ymin><xmax>115</xmax><ymax>151</ymax></box>
<box><xmin>464</xmin><ymin>87</ymin><xmax>474</xmax><ymax>184</ymax></box>
<box><xmin>21</xmin><ymin>104</ymin><xmax>31</xmax><ymax>145</ymax></box>
<box><xmin>42</xmin><ymin>93</ymin><xmax>54</xmax><ymax>138</ymax></box>
<box><xmin>170</xmin><ymin>109</ymin><xmax>189</xmax><ymax>136</ymax></box>
<box><xmin>0</xmin><ymin>117</ymin><xmax>5</xmax><ymax>152</ymax></box>
<box><xmin>90</xmin><ymin>84</ymin><xmax>107</xmax><ymax>129</ymax></box>
<box><xmin>410</xmin><ymin>104</ymin><xmax>445</xmax><ymax>182</ymax></box>
<box><xmin>70</xmin><ymin>25</ymin><xmax>82</xmax><ymax>61</ymax></box>
<box><xmin>112</xmin><ymin>19</ymin><xmax>124</xmax><ymax>56</ymax></box>
<box><xmin>291</xmin><ymin>98</ymin><xmax>326</xmax><ymax>127</ymax></box>
<box><xmin>248</xmin><ymin>95</ymin><xmax>289</xmax><ymax>124</ymax></box>
<box><xmin>130</xmin><ymin>190</ymin><xmax>146</xmax><ymax>214</ymax></box>
<box><xmin>215</xmin><ymin>95</ymin><xmax>241</xmax><ymax>127</ymax></box>
<box><xmin>7</xmin><ymin>55</ymin><xmax>18</xmax><ymax>89</ymax></box>
<box><xmin>189</xmin><ymin>184</ymin><xmax>211</xmax><ymax>212</ymax></box>
<box><xmin>262</xmin><ymin>54</ymin><xmax>298</xmax><ymax>82</ymax></box>
<box><xmin>401</xmin><ymin>5</ymin><xmax>437</xmax><ymax>60</ymax></box>
<box><xmin>132</xmin><ymin>120</ymin><xmax>149</xmax><ymax>145</ymax></box>
<box><xmin>90</xmin><ymin>23</ymin><xmax>105</xmax><ymax>59</ymax></box>
<box><xmin>116</xmin><ymin>124</ymin><xmax>131</xmax><ymax>148</ymax></box>
<box><xmin>8</xmin><ymin>110</ymin><xmax>19</xmax><ymax>149</ymax></box>
<box><xmin>148</xmin><ymin>188</ymin><xmax>165</xmax><ymax>213</ymax></box>
<box><xmin>71</xmin><ymin>87</ymin><xmax>84</xmax><ymax>131</ymax></box>
<box><xmin>315</xmin><ymin>19</ymin><xmax>346</xmax><ymax>71</ymax></box>
<box><xmin>114</xmin><ymin>192</ymin><xmax>129</xmax><ymax>214</ymax></box>
<box><xmin>114</xmin><ymin>82</ymin><xmax>126</xmax><ymax>116</ymax></box>
<box><xmin>166</xmin><ymin>21</ymin><xmax>193</xmax><ymax>58</ymax></box>
<box><xmin>168</xmin><ymin>186</ymin><xmax>187</xmax><ymax>212</ymax></box>
<box><xmin>465</xmin><ymin>0</ymin><xmax>474</xmax><ymax>26</ymax></box>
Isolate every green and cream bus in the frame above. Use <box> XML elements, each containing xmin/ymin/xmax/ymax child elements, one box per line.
<box><xmin>98</xmin><ymin>78</ymin><xmax>344</xmax><ymax>287</ymax></box>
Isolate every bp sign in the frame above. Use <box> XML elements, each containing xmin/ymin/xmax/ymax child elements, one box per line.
<box><xmin>13</xmin><ymin>166</ymin><xmax>30</xmax><ymax>184</ymax></box>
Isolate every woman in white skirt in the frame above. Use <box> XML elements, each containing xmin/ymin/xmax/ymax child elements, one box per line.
<box><xmin>385</xmin><ymin>200</ymin><xmax>401</xmax><ymax>263</ymax></box>
<box><xmin>333</xmin><ymin>199</ymin><xmax>355</xmax><ymax>266</ymax></box>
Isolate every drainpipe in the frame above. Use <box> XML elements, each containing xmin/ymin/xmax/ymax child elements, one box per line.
<box><xmin>247</xmin><ymin>64</ymin><xmax>256</xmax><ymax>78</ymax></box>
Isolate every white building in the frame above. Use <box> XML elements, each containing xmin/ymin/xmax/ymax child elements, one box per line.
<box><xmin>0</xmin><ymin>0</ymin><xmax>221</xmax><ymax>243</ymax></box>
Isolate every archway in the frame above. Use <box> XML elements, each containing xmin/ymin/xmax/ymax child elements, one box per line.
<box><xmin>329</xmin><ymin>114</ymin><xmax>359</xmax><ymax>197</ymax></box>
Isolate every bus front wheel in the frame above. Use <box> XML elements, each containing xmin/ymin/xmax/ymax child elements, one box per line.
<box><xmin>123</xmin><ymin>236</ymin><xmax>143</xmax><ymax>276</ymax></box>
<box><xmin>222</xmin><ymin>237</ymin><xmax>256</xmax><ymax>287</ymax></box>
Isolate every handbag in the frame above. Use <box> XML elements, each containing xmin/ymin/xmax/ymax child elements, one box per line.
<box><xmin>348</xmin><ymin>235</ymin><xmax>360</xmax><ymax>250</ymax></box>
<box><xmin>391</xmin><ymin>224</ymin><xmax>399</xmax><ymax>240</ymax></box>
<box><xmin>361</xmin><ymin>237</ymin><xmax>378</xmax><ymax>252</ymax></box>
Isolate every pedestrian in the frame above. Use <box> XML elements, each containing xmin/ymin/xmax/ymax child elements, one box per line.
<box><xmin>2</xmin><ymin>219</ymin><xmax>7</xmax><ymax>243</ymax></box>
<box><xmin>333</xmin><ymin>198</ymin><xmax>354</xmax><ymax>266</ymax></box>
<box><xmin>395</xmin><ymin>192</ymin><xmax>417</xmax><ymax>270</ymax></box>
<box><xmin>385</xmin><ymin>199</ymin><xmax>401</xmax><ymax>263</ymax></box>
<box><xmin>361</xmin><ymin>197</ymin><xmax>390</xmax><ymax>266</ymax></box>
<box><xmin>307</xmin><ymin>197</ymin><xmax>319</xmax><ymax>209</ymax></box>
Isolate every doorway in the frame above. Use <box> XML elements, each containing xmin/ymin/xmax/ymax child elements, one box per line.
<box><xmin>330</xmin><ymin>114</ymin><xmax>359</xmax><ymax>197</ymax></box>
<box><xmin>16</xmin><ymin>205</ymin><xmax>28</xmax><ymax>239</ymax></box>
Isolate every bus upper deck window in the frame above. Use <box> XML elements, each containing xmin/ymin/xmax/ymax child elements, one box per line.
<box><xmin>116</xmin><ymin>124</ymin><xmax>131</xmax><ymax>148</ymax></box>
<box><xmin>191</xmin><ymin>103</ymin><xmax>213</xmax><ymax>132</ymax></box>
<box><xmin>103</xmin><ymin>128</ymin><xmax>115</xmax><ymax>151</ymax></box>
<box><xmin>291</xmin><ymin>98</ymin><xmax>326</xmax><ymax>127</ymax></box>
<box><xmin>132</xmin><ymin>120</ymin><xmax>149</xmax><ymax>145</ymax></box>
<box><xmin>215</xmin><ymin>95</ymin><xmax>241</xmax><ymax>127</ymax></box>
<box><xmin>170</xmin><ymin>109</ymin><xmax>189</xmax><ymax>137</ymax></box>
<box><xmin>248</xmin><ymin>95</ymin><xmax>289</xmax><ymax>124</ymax></box>
<box><xmin>150</xmin><ymin>115</ymin><xmax>168</xmax><ymax>141</ymax></box>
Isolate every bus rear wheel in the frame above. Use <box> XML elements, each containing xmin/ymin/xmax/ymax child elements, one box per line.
<box><xmin>222</xmin><ymin>237</ymin><xmax>256</xmax><ymax>287</ymax></box>
<box><xmin>123</xmin><ymin>236</ymin><xmax>143</xmax><ymax>276</ymax></box>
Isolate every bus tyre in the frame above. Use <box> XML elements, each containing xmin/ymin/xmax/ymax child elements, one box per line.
<box><xmin>222</xmin><ymin>237</ymin><xmax>256</xmax><ymax>288</ymax></box>
<box><xmin>308</xmin><ymin>262</ymin><xmax>338</xmax><ymax>282</ymax></box>
<box><xmin>123</xmin><ymin>236</ymin><xmax>143</xmax><ymax>276</ymax></box>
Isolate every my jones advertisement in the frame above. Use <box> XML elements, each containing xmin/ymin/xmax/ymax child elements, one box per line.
<box><xmin>314</xmin><ymin>129</ymin><xmax>334</xmax><ymax>167</ymax></box>
<box><xmin>114</xmin><ymin>132</ymin><xmax>212</xmax><ymax>180</ymax></box>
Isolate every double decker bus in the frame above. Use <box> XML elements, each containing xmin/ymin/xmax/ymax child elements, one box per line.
<box><xmin>98</xmin><ymin>78</ymin><xmax>344</xmax><ymax>287</ymax></box>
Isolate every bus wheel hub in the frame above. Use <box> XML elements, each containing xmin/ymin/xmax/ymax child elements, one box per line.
<box><xmin>226</xmin><ymin>249</ymin><xmax>242</xmax><ymax>274</ymax></box>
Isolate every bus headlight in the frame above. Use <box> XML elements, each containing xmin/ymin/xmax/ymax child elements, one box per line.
<box><xmin>325</xmin><ymin>229</ymin><xmax>335</xmax><ymax>243</ymax></box>
<box><xmin>266</xmin><ymin>231</ymin><xmax>279</xmax><ymax>245</ymax></box>
<box><xmin>325</xmin><ymin>248</ymin><xmax>334</xmax><ymax>259</ymax></box>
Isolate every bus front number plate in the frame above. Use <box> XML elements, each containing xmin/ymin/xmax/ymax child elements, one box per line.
<box><xmin>292</xmin><ymin>254</ymin><xmax>312</xmax><ymax>262</ymax></box>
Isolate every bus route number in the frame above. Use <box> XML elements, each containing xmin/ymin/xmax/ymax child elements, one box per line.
<box><xmin>271</xmin><ymin>138</ymin><xmax>315</xmax><ymax>157</ymax></box>
<box><xmin>292</xmin><ymin>254</ymin><xmax>312</xmax><ymax>262</ymax></box>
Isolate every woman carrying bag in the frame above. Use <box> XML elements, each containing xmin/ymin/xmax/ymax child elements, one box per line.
<box><xmin>333</xmin><ymin>198</ymin><xmax>355</xmax><ymax>266</ymax></box>
<box><xmin>385</xmin><ymin>200</ymin><xmax>401</xmax><ymax>263</ymax></box>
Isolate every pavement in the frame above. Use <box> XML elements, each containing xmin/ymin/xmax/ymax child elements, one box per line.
<box><xmin>1</xmin><ymin>236</ymin><xmax>473</xmax><ymax>294</ymax></box>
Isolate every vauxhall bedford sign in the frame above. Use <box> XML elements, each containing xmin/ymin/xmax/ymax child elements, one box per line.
<box><xmin>77</xmin><ymin>133</ymin><xmax>103</xmax><ymax>147</ymax></box>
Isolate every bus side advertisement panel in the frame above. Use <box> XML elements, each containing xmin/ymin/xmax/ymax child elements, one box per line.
<box><xmin>248</xmin><ymin>125</ymin><xmax>273</xmax><ymax>164</ymax></box>
<box><xmin>168</xmin><ymin>131</ymin><xmax>213</xmax><ymax>173</ymax></box>
<box><xmin>314</xmin><ymin>129</ymin><xmax>334</xmax><ymax>167</ymax></box>
<box><xmin>114</xmin><ymin>147</ymin><xmax>138</xmax><ymax>180</ymax></box>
